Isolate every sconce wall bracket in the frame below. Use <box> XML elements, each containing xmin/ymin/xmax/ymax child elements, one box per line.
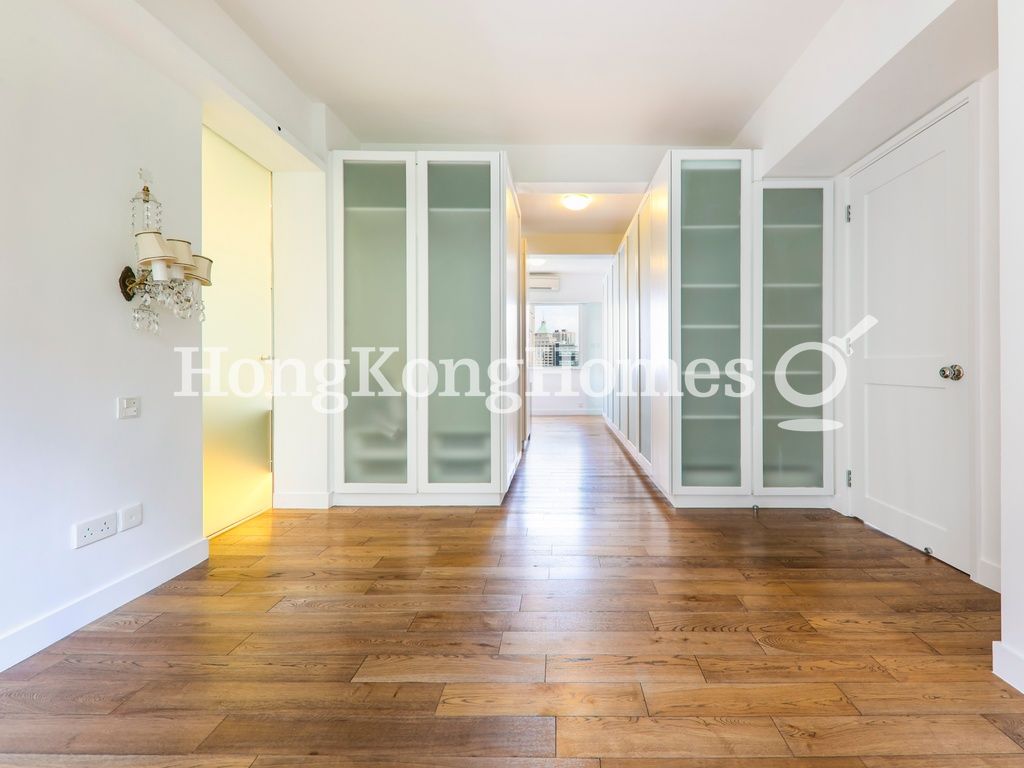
<box><xmin>119</xmin><ymin>266</ymin><xmax>138</xmax><ymax>302</ymax></box>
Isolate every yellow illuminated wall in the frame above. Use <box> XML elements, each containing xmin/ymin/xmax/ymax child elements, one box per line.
<box><xmin>201</xmin><ymin>128</ymin><xmax>273</xmax><ymax>536</ymax></box>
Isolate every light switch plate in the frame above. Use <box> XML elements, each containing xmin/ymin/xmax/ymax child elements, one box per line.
<box><xmin>117</xmin><ymin>396</ymin><xmax>140</xmax><ymax>419</ymax></box>
<box><xmin>119</xmin><ymin>503</ymin><xmax>143</xmax><ymax>531</ymax></box>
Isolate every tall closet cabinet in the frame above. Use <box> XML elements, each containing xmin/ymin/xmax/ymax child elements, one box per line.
<box><xmin>604</xmin><ymin>150</ymin><xmax>833</xmax><ymax>507</ymax></box>
<box><xmin>332</xmin><ymin>151</ymin><xmax>523</xmax><ymax>505</ymax></box>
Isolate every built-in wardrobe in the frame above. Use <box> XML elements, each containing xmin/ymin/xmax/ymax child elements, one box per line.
<box><xmin>604</xmin><ymin>150</ymin><xmax>834</xmax><ymax>507</ymax></box>
<box><xmin>331</xmin><ymin>151</ymin><xmax>523</xmax><ymax>505</ymax></box>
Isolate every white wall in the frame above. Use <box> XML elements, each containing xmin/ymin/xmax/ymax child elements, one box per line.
<box><xmin>529</xmin><ymin>272</ymin><xmax>607</xmax><ymax>304</ymax></box>
<box><xmin>995</xmin><ymin>0</ymin><xmax>1024</xmax><ymax>693</ymax></box>
<box><xmin>363</xmin><ymin>143</ymin><xmax>669</xmax><ymax>185</ymax></box>
<box><xmin>734</xmin><ymin>0</ymin><xmax>998</xmax><ymax>176</ymax></box>
<box><xmin>130</xmin><ymin>0</ymin><xmax>356</xmax><ymax>159</ymax></box>
<box><xmin>272</xmin><ymin>172</ymin><xmax>330</xmax><ymax>508</ymax></box>
<box><xmin>977</xmin><ymin>71</ymin><xmax>1002</xmax><ymax>590</ymax></box>
<box><xmin>67</xmin><ymin>2</ymin><xmax>335</xmax><ymax>516</ymax></box>
<box><xmin>0</xmin><ymin>0</ymin><xmax>207</xmax><ymax>669</ymax></box>
<box><xmin>66</xmin><ymin>0</ymin><xmax>349</xmax><ymax>168</ymax></box>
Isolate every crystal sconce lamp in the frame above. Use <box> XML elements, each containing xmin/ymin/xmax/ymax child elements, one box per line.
<box><xmin>118</xmin><ymin>171</ymin><xmax>213</xmax><ymax>333</ymax></box>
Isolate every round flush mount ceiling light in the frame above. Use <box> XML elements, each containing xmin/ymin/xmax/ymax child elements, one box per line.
<box><xmin>527</xmin><ymin>257</ymin><xmax>547</xmax><ymax>267</ymax></box>
<box><xmin>560</xmin><ymin>193</ymin><xmax>592</xmax><ymax>211</ymax></box>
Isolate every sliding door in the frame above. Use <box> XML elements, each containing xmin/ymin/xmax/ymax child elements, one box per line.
<box><xmin>201</xmin><ymin>128</ymin><xmax>273</xmax><ymax>536</ymax></box>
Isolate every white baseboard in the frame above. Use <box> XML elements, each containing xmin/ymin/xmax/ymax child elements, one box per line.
<box><xmin>994</xmin><ymin>641</ymin><xmax>1024</xmax><ymax>694</ymax></box>
<box><xmin>603</xmin><ymin>416</ymin><xmax>837</xmax><ymax>511</ymax></box>
<box><xmin>532</xmin><ymin>409</ymin><xmax>603</xmax><ymax>416</ymax></box>
<box><xmin>331</xmin><ymin>492</ymin><xmax>506</xmax><ymax>507</ymax></box>
<box><xmin>974</xmin><ymin>558</ymin><xmax>1001</xmax><ymax>592</ymax></box>
<box><xmin>505</xmin><ymin>449</ymin><xmax>523</xmax><ymax>491</ymax></box>
<box><xmin>273</xmin><ymin>491</ymin><xmax>331</xmax><ymax>509</ymax></box>
<box><xmin>0</xmin><ymin>538</ymin><xmax>209</xmax><ymax>672</ymax></box>
<box><xmin>665</xmin><ymin>494</ymin><xmax>837</xmax><ymax>509</ymax></box>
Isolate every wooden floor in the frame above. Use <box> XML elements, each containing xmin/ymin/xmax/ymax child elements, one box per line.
<box><xmin>1</xmin><ymin>416</ymin><xmax>1019</xmax><ymax>767</ymax></box>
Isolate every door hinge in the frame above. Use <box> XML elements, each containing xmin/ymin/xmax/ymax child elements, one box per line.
<box><xmin>846</xmin><ymin>469</ymin><xmax>853</xmax><ymax>487</ymax></box>
<box><xmin>845</xmin><ymin>205</ymin><xmax>852</xmax><ymax>223</ymax></box>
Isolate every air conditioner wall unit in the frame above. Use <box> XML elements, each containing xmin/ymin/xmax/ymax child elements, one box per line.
<box><xmin>528</xmin><ymin>273</ymin><xmax>560</xmax><ymax>291</ymax></box>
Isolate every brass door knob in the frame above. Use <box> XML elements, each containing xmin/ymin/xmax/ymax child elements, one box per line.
<box><xmin>939</xmin><ymin>364</ymin><xmax>965</xmax><ymax>381</ymax></box>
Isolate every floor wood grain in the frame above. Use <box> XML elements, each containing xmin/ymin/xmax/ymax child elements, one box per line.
<box><xmin>436</xmin><ymin>682</ymin><xmax>646</xmax><ymax>716</ymax></box>
<box><xmin>3</xmin><ymin>417</ymin><xmax>1016</xmax><ymax>763</ymax></box>
<box><xmin>196</xmin><ymin>715</ymin><xmax>555</xmax><ymax>757</ymax></box>
<box><xmin>642</xmin><ymin>682</ymin><xmax>857</xmax><ymax>716</ymax></box>
<box><xmin>556</xmin><ymin>716</ymin><xmax>791</xmax><ymax>757</ymax></box>
<box><xmin>777</xmin><ymin>714</ymin><xmax>1022</xmax><ymax>756</ymax></box>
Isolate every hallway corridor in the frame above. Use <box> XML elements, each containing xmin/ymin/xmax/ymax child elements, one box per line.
<box><xmin>0</xmin><ymin>417</ymin><xmax>1017</xmax><ymax>764</ymax></box>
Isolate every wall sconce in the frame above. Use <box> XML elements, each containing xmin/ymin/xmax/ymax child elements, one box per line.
<box><xmin>118</xmin><ymin>171</ymin><xmax>213</xmax><ymax>333</ymax></box>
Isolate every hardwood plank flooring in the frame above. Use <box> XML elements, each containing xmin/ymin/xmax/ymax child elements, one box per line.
<box><xmin>874</xmin><ymin>653</ymin><xmax>999</xmax><ymax>682</ymax></box>
<box><xmin>545</xmin><ymin>655</ymin><xmax>705</xmax><ymax>683</ymax></box>
<box><xmin>642</xmin><ymin>682</ymin><xmax>858</xmax><ymax>716</ymax></box>
<box><xmin>195</xmin><ymin>715</ymin><xmax>555</xmax><ymax>757</ymax></box>
<box><xmin>117</xmin><ymin>681</ymin><xmax>444</xmax><ymax>715</ymax></box>
<box><xmin>0</xmin><ymin>757</ymin><xmax>255</xmax><ymax>767</ymax></box>
<box><xmin>436</xmin><ymin>682</ymin><xmax>646</xmax><ymax>716</ymax></box>
<box><xmin>353</xmin><ymin>654</ymin><xmax>546</xmax><ymax>683</ymax></box>
<box><xmin>4</xmin><ymin>416</ymin><xmax>1018</xmax><ymax>764</ymax></box>
<box><xmin>839</xmin><ymin>682</ymin><xmax>1024</xmax><ymax>714</ymax></box>
<box><xmin>775</xmin><ymin>715</ymin><xmax>1022</xmax><ymax>756</ymax></box>
<box><xmin>556</xmin><ymin>716</ymin><xmax>791</xmax><ymax>758</ymax></box>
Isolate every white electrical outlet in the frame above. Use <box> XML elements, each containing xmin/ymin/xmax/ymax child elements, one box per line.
<box><xmin>117</xmin><ymin>396</ymin><xmax>140</xmax><ymax>419</ymax></box>
<box><xmin>73</xmin><ymin>513</ymin><xmax>118</xmax><ymax>549</ymax></box>
<box><xmin>119</xmin><ymin>503</ymin><xmax>143</xmax><ymax>531</ymax></box>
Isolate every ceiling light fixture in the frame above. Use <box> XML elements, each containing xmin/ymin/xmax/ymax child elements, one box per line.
<box><xmin>560</xmin><ymin>193</ymin><xmax>592</xmax><ymax>211</ymax></box>
<box><xmin>527</xmin><ymin>257</ymin><xmax>547</xmax><ymax>267</ymax></box>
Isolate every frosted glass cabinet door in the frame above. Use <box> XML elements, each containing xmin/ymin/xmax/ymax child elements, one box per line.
<box><xmin>425</xmin><ymin>161</ymin><xmax>493</xmax><ymax>484</ymax></box>
<box><xmin>678</xmin><ymin>159</ymin><xmax>742</xmax><ymax>487</ymax></box>
<box><xmin>761</xmin><ymin>187</ymin><xmax>825</xmax><ymax>488</ymax></box>
<box><xmin>342</xmin><ymin>160</ymin><xmax>411</xmax><ymax>484</ymax></box>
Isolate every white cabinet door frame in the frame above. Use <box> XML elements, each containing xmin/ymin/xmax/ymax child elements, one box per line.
<box><xmin>502</xmin><ymin>157</ymin><xmax>523</xmax><ymax>491</ymax></box>
<box><xmin>332</xmin><ymin>151</ymin><xmax>418</xmax><ymax>494</ymax></box>
<box><xmin>415</xmin><ymin>151</ymin><xmax>503</xmax><ymax>495</ymax></box>
<box><xmin>753</xmin><ymin>178</ymin><xmax>835</xmax><ymax>496</ymax></box>
<box><xmin>671</xmin><ymin>149</ymin><xmax>753</xmax><ymax>496</ymax></box>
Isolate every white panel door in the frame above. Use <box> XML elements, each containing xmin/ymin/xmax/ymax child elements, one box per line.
<box><xmin>849</xmin><ymin>105</ymin><xmax>973</xmax><ymax>571</ymax></box>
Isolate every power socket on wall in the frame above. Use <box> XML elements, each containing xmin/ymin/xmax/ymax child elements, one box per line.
<box><xmin>116</xmin><ymin>396</ymin><xmax>140</xmax><ymax>419</ymax></box>
<box><xmin>72</xmin><ymin>513</ymin><xmax>118</xmax><ymax>549</ymax></box>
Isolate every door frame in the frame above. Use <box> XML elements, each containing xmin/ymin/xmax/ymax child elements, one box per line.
<box><xmin>839</xmin><ymin>84</ymin><xmax>998</xmax><ymax>586</ymax></box>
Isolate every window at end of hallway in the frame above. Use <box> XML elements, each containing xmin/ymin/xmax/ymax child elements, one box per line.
<box><xmin>530</xmin><ymin>304</ymin><xmax>581</xmax><ymax>368</ymax></box>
